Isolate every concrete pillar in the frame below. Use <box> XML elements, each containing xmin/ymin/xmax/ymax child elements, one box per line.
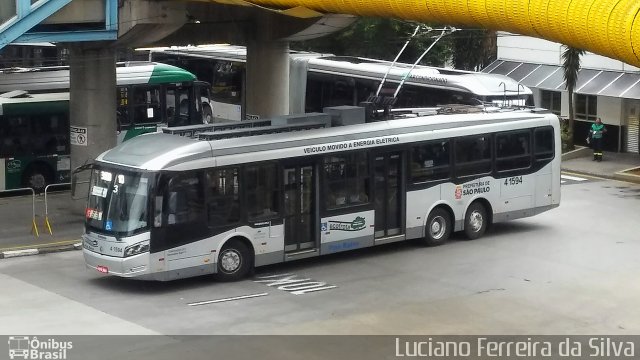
<box><xmin>245</xmin><ymin>40</ymin><xmax>290</xmax><ymax>118</ymax></box>
<box><xmin>69</xmin><ymin>44</ymin><xmax>117</xmax><ymax>212</ymax></box>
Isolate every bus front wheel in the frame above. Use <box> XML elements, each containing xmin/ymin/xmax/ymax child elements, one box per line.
<box><xmin>22</xmin><ymin>164</ymin><xmax>52</xmax><ymax>194</ymax></box>
<box><xmin>464</xmin><ymin>202</ymin><xmax>487</xmax><ymax>240</ymax></box>
<box><xmin>422</xmin><ymin>207</ymin><xmax>451</xmax><ymax>246</ymax></box>
<box><xmin>215</xmin><ymin>240</ymin><xmax>251</xmax><ymax>282</ymax></box>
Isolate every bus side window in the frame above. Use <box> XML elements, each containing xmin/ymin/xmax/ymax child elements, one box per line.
<box><xmin>206</xmin><ymin>168</ymin><xmax>240</xmax><ymax>226</ymax></box>
<box><xmin>496</xmin><ymin>131</ymin><xmax>531</xmax><ymax>172</ymax></box>
<box><xmin>132</xmin><ymin>86</ymin><xmax>162</xmax><ymax>124</ymax></box>
<box><xmin>411</xmin><ymin>140</ymin><xmax>451</xmax><ymax>183</ymax></box>
<box><xmin>324</xmin><ymin>152</ymin><xmax>369</xmax><ymax>209</ymax></box>
<box><xmin>161</xmin><ymin>173</ymin><xmax>204</xmax><ymax>226</ymax></box>
<box><xmin>454</xmin><ymin>135</ymin><xmax>492</xmax><ymax>177</ymax></box>
<box><xmin>245</xmin><ymin>163</ymin><xmax>279</xmax><ymax>221</ymax></box>
<box><xmin>534</xmin><ymin>127</ymin><xmax>555</xmax><ymax>161</ymax></box>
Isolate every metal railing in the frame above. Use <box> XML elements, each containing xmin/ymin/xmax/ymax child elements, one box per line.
<box><xmin>43</xmin><ymin>182</ymin><xmax>71</xmax><ymax>235</ymax></box>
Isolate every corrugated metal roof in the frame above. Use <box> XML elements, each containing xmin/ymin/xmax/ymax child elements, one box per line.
<box><xmin>483</xmin><ymin>60</ymin><xmax>640</xmax><ymax>99</ymax></box>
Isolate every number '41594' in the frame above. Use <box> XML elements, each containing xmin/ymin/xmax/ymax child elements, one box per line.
<box><xmin>504</xmin><ymin>176</ymin><xmax>523</xmax><ymax>186</ymax></box>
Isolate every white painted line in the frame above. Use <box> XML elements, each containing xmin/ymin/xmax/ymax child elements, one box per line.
<box><xmin>187</xmin><ymin>292</ymin><xmax>269</xmax><ymax>306</ymax></box>
<box><xmin>561</xmin><ymin>180</ymin><xmax>566</xmax><ymax>184</ymax></box>
<box><xmin>2</xmin><ymin>249</ymin><xmax>39</xmax><ymax>258</ymax></box>
<box><xmin>561</xmin><ymin>174</ymin><xmax>588</xmax><ymax>181</ymax></box>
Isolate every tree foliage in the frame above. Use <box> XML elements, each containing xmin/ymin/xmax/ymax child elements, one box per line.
<box><xmin>562</xmin><ymin>46</ymin><xmax>585</xmax><ymax>150</ymax></box>
<box><xmin>292</xmin><ymin>17</ymin><xmax>496</xmax><ymax>71</ymax></box>
<box><xmin>291</xmin><ymin>18</ymin><xmax>452</xmax><ymax>67</ymax></box>
<box><xmin>451</xmin><ymin>30</ymin><xmax>497</xmax><ymax>71</ymax></box>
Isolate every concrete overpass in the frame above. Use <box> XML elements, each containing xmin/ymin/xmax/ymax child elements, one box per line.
<box><xmin>0</xmin><ymin>0</ymin><xmax>639</xmax><ymax>206</ymax></box>
<box><xmin>0</xmin><ymin>0</ymin><xmax>354</xmax><ymax>210</ymax></box>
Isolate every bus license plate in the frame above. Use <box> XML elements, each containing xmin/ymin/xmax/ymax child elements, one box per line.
<box><xmin>97</xmin><ymin>265</ymin><xmax>109</xmax><ymax>274</ymax></box>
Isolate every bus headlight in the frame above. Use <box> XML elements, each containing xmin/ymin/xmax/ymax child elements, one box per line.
<box><xmin>124</xmin><ymin>241</ymin><xmax>150</xmax><ymax>257</ymax></box>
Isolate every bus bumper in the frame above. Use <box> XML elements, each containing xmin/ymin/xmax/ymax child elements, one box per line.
<box><xmin>83</xmin><ymin>249</ymin><xmax>150</xmax><ymax>278</ymax></box>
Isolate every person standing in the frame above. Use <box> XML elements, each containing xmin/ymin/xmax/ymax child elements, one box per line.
<box><xmin>589</xmin><ymin>117</ymin><xmax>607</xmax><ymax>161</ymax></box>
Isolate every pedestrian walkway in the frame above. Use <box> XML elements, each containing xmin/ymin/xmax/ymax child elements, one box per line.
<box><xmin>561</xmin><ymin>147</ymin><xmax>640</xmax><ymax>183</ymax></box>
<box><xmin>0</xmin><ymin>192</ymin><xmax>83</xmax><ymax>255</ymax></box>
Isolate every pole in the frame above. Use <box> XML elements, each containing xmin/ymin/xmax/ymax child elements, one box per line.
<box><xmin>375</xmin><ymin>25</ymin><xmax>422</xmax><ymax>96</ymax></box>
<box><xmin>393</xmin><ymin>28</ymin><xmax>451</xmax><ymax>99</ymax></box>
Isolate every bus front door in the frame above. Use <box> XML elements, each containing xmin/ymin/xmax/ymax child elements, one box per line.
<box><xmin>283</xmin><ymin>165</ymin><xmax>316</xmax><ymax>253</ymax></box>
<box><xmin>374</xmin><ymin>152</ymin><xmax>404</xmax><ymax>238</ymax></box>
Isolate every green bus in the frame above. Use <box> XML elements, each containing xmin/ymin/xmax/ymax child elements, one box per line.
<box><xmin>0</xmin><ymin>62</ymin><xmax>214</xmax><ymax>192</ymax></box>
<box><xmin>0</xmin><ymin>92</ymin><xmax>70</xmax><ymax>192</ymax></box>
<box><xmin>0</xmin><ymin>62</ymin><xmax>213</xmax><ymax>143</ymax></box>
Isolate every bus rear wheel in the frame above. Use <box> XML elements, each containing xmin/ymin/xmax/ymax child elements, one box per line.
<box><xmin>22</xmin><ymin>164</ymin><xmax>52</xmax><ymax>194</ymax></box>
<box><xmin>422</xmin><ymin>207</ymin><xmax>451</xmax><ymax>246</ymax></box>
<box><xmin>202</xmin><ymin>104</ymin><xmax>213</xmax><ymax>124</ymax></box>
<box><xmin>464</xmin><ymin>202</ymin><xmax>487</xmax><ymax>240</ymax></box>
<box><xmin>215</xmin><ymin>240</ymin><xmax>251</xmax><ymax>282</ymax></box>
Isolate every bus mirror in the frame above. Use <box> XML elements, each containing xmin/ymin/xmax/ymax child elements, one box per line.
<box><xmin>71</xmin><ymin>162</ymin><xmax>93</xmax><ymax>198</ymax></box>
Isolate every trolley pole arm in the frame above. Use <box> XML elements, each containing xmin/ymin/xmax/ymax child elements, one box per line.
<box><xmin>375</xmin><ymin>25</ymin><xmax>423</xmax><ymax>97</ymax></box>
<box><xmin>393</xmin><ymin>27</ymin><xmax>453</xmax><ymax>99</ymax></box>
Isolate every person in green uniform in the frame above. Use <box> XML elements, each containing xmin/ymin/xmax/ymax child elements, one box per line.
<box><xmin>589</xmin><ymin>117</ymin><xmax>607</xmax><ymax>161</ymax></box>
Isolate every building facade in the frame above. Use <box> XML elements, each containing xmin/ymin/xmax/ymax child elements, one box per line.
<box><xmin>483</xmin><ymin>33</ymin><xmax>640</xmax><ymax>153</ymax></box>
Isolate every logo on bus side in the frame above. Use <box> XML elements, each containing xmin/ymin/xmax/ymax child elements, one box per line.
<box><xmin>455</xmin><ymin>181</ymin><xmax>492</xmax><ymax>199</ymax></box>
<box><xmin>6</xmin><ymin>159</ymin><xmax>21</xmax><ymax>172</ymax></box>
<box><xmin>455</xmin><ymin>185</ymin><xmax>462</xmax><ymax>200</ymax></box>
<box><xmin>322</xmin><ymin>216</ymin><xmax>366</xmax><ymax>232</ymax></box>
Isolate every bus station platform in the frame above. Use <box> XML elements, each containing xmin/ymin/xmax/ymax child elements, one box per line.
<box><xmin>0</xmin><ymin>149</ymin><xmax>638</xmax><ymax>259</ymax></box>
<box><xmin>0</xmin><ymin>191</ymin><xmax>83</xmax><ymax>258</ymax></box>
<box><xmin>561</xmin><ymin>147</ymin><xmax>640</xmax><ymax>183</ymax></box>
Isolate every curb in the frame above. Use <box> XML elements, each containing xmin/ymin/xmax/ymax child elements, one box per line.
<box><xmin>613</xmin><ymin>167</ymin><xmax>640</xmax><ymax>184</ymax></box>
<box><xmin>561</xmin><ymin>146</ymin><xmax>591</xmax><ymax>161</ymax></box>
<box><xmin>561</xmin><ymin>167</ymin><xmax>640</xmax><ymax>185</ymax></box>
<box><xmin>0</xmin><ymin>242</ymin><xmax>82</xmax><ymax>260</ymax></box>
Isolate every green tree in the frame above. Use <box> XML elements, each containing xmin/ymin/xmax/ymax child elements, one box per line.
<box><xmin>562</xmin><ymin>46</ymin><xmax>585</xmax><ymax>150</ymax></box>
<box><xmin>451</xmin><ymin>29</ymin><xmax>496</xmax><ymax>71</ymax></box>
<box><xmin>291</xmin><ymin>18</ymin><xmax>452</xmax><ymax>67</ymax></box>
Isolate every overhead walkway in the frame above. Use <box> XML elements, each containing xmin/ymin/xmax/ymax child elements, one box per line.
<box><xmin>0</xmin><ymin>0</ymin><xmax>117</xmax><ymax>50</ymax></box>
<box><xmin>200</xmin><ymin>0</ymin><xmax>640</xmax><ymax>68</ymax></box>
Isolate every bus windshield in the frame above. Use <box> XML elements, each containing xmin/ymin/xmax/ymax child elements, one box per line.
<box><xmin>86</xmin><ymin>168</ymin><xmax>153</xmax><ymax>235</ymax></box>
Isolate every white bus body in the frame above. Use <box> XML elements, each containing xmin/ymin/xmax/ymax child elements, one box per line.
<box><xmin>82</xmin><ymin>108</ymin><xmax>560</xmax><ymax>281</ymax></box>
<box><xmin>142</xmin><ymin>45</ymin><xmax>534</xmax><ymax>121</ymax></box>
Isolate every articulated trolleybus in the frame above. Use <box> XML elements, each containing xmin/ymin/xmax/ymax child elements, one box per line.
<box><xmin>82</xmin><ymin>108</ymin><xmax>560</xmax><ymax>281</ymax></box>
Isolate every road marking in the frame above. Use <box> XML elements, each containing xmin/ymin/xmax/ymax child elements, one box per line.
<box><xmin>187</xmin><ymin>292</ymin><xmax>269</xmax><ymax>306</ymax></box>
<box><xmin>255</xmin><ymin>273</ymin><xmax>337</xmax><ymax>295</ymax></box>
<box><xmin>561</xmin><ymin>174</ymin><xmax>588</xmax><ymax>182</ymax></box>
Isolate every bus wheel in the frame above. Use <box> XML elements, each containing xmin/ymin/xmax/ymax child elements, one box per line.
<box><xmin>22</xmin><ymin>164</ymin><xmax>52</xmax><ymax>194</ymax></box>
<box><xmin>215</xmin><ymin>240</ymin><xmax>251</xmax><ymax>282</ymax></box>
<box><xmin>202</xmin><ymin>105</ymin><xmax>213</xmax><ymax>124</ymax></box>
<box><xmin>422</xmin><ymin>208</ymin><xmax>451</xmax><ymax>246</ymax></box>
<box><xmin>464</xmin><ymin>202</ymin><xmax>487</xmax><ymax>240</ymax></box>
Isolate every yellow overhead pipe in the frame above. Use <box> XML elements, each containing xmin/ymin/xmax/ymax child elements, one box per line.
<box><xmin>205</xmin><ymin>0</ymin><xmax>640</xmax><ymax>67</ymax></box>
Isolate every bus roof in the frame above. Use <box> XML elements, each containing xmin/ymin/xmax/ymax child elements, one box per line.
<box><xmin>0</xmin><ymin>62</ymin><xmax>196</xmax><ymax>93</ymax></box>
<box><xmin>98</xmin><ymin>109</ymin><xmax>556</xmax><ymax>171</ymax></box>
<box><xmin>141</xmin><ymin>44</ymin><xmax>531</xmax><ymax>97</ymax></box>
<box><xmin>0</xmin><ymin>92</ymin><xmax>69</xmax><ymax>115</ymax></box>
